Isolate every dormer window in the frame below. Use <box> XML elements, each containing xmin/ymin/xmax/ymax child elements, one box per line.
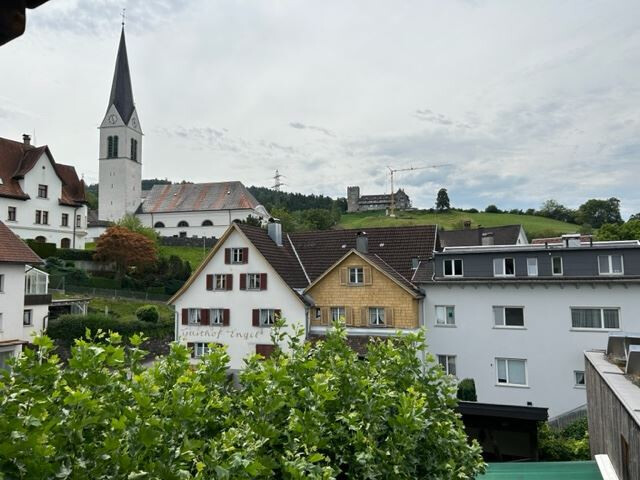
<box><xmin>552</xmin><ymin>256</ymin><xmax>563</xmax><ymax>276</ymax></box>
<box><xmin>443</xmin><ymin>259</ymin><xmax>463</xmax><ymax>277</ymax></box>
<box><xmin>37</xmin><ymin>184</ymin><xmax>48</xmax><ymax>198</ymax></box>
<box><xmin>493</xmin><ymin>258</ymin><xmax>515</xmax><ymax>277</ymax></box>
<box><xmin>598</xmin><ymin>255</ymin><xmax>624</xmax><ymax>275</ymax></box>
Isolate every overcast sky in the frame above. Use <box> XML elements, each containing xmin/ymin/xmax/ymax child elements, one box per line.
<box><xmin>1</xmin><ymin>0</ymin><xmax>639</xmax><ymax>216</ymax></box>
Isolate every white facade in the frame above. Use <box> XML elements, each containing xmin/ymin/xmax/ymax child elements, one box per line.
<box><xmin>138</xmin><ymin>208</ymin><xmax>265</xmax><ymax>240</ymax></box>
<box><xmin>172</xmin><ymin>228</ymin><xmax>307</xmax><ymax>371</ymax></box>
<box><xmin>0</xmin><ymin>265</ymin><xmax>49</xmax><ymax>368</ymax></box>
<box><xmin>98</xmin><ymin>105</ymin><xmax>142</xmax><ymax>222</ymax></box>
<box><xmin>423</xmin><ymin>282</ymin><xmax>640</xmax><ymax>417</ymax></box>
<box><xmin>0</xmin><ymin>151</ymin><xmax>88</xmax><ymax>248</ymax></box>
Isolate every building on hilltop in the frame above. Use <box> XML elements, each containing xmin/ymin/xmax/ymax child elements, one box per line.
<box><xmin>0</xmin><ymin>135</ymin><xmax>88</xmax><ymax>248</ymax></box>
<box><xmin>93</xmin><ymin>27</ymin><xmax>268</xmax><ymax>239</ymax></box>
<box><xmin>346</xmin><ymin>186</ymin><xmax>411</xmax><ymax>213</ymax></box>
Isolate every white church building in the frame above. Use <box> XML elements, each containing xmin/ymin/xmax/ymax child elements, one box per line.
<box><xmin>91</xmin><ymin>28</ymin><xmax>268</xmax><ymax>239</ymax></box>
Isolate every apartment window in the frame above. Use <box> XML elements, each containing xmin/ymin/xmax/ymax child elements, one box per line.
<box><xmin>493</xmin><ymin>306</ymin><xmax>525</xmax><ymax>327</ymax></box>
<box><xmin>349</xmin><ymin>267</ymin><xmax>364</xmax><ymax>284</ymax></box>
<box><xmin>437</xmin><ymin>355</ymin><xmax>457</xmax><ymax>376</ymax></box>
<box><xmin>369</xmin><ymin>307</ymin><xmax>385</xmax><ymax>326</ymax></box>
<box><xmin>215</xmin><ymin>274</ymin><xmax>227</xmax><ymax>290</ymax></box>
<box><xmin>527</xmin><ymin>258</ymin><xmax>538</xmax><ymax>276</ymax></box>
<box><xmin>0</xmin><ymin>274</ymin><xmax>3</xmax><ymax>292</ymax></box>
<box><xmin>574</xmin><ymin>370</ymin><xmax>585</xmax><ymax>387</ymax></box>
<box><xmin>188</xmin><ymin>308</ymin><xmax>201</xmax><ymax>325</ymax></box>
<box><xmin>61</xmin><ymin>213</ymin><xmax>69</xmax><ymax>226</ymax></box>
<box><xmin>231</xmin><ymin>248</ymin><xmax>244</xmax><ymax>264</ymax></box>
<box><xmin>443</xmin><ymin>259</ymin><xmax>463</xmax><ymax>277</ymax></box>
<box><xmin>42</xmin><ymin>211</ymin><xmax>48</xmax><ymax>225</ymax></box>
<box><xmin>194</xmin><ymin>343</ymin><xmax>210</xmax><ymax>358</ymax></box>
<box><xmin>493</xmin><ymin>258</ymin><xmax>515</xmax><ymax>276</ymax></box>
<box><xmin>260</xmin><ymin>309</ymin><xmax>277</xmax><ymax>326</ymax></box>
<box><xmin>37</xmin><ymin>184</ymin><xmax>48</xmax><ymax>198</ymax></box>
<box><xmin>23</xmin><ymin>310</ymin><xmax>32</xmax><ymax>326</ymax></box>
<box><xmin>315</xmin><ymin>308</ymin><xmax>322</xmax><ymax>322</ymax></box>
<box><xmin>7</xmin><ymin>206</ymin><xmax>16</xmax><ymax>221</ymax></box>
<box><xmin>248</xmin><ymin>273</ymin><xmax>262</xmax><ymax>290</ymax></box>
<box><xmin>598</xmin><ymin>255</ymin><xmax>624</xmax><ymax>275</ymax></box>
<box><xmin>210</xmin><ymin>309</ymin><xmax>224</xmax><ymax>325</ymax></box>
<box><xmin>496</xmin><ymin>358</ymin><xmax>527</xmax><ymax>386</ymax></box>
<box><xmin>76</xmin><ymin>215</ymin><xmax>82</xmax><ymax>228</ymax></box>
<box><xmin>35</xmin><ymin>210</ymin><xmax>41</xmax><ymax>224</ymax></box>
<box><xmin>571</xmin><ymin>308</ymin><xmax>620</xmax><ymax>329</ymax></box>
<box><xmin>0</xmin><ymin>350</ymin><xmax>12</xmax><ymax>370</ymax></box>
<box><xmin>552</xmin><ymin>256</ymin><xmax>563</xmax><ymax>275</ymax></box>
<box><xmin>435</xmin><ymin>306</ymin><xmax>455</xmax><ymax>326</ymax></box>
<box><xmin>331</xmin><ymin>306</ymin><xmax>346</xmax><ymax>323</ymax></box>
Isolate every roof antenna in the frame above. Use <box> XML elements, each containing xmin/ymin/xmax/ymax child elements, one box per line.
<box><xmin>121</xmin><ymin>8</ymin><xmax>126</xmax><ymax>28</ymax></box>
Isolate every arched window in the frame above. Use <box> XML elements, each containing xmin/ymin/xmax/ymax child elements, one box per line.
<box><xmin>201</xmin><ymin>220</ymin><xmax>213</xmax><ymax>226</ymax></box>
<box><xmin>131</xmin><ymin>138</ymin><xmax>138</xmax><ymax>161</ymax></box>
<box><xmin>60</xmin><ymin>238</ymin><xmax>71</xmax><ymax>248</ymax></box>
<box><xmin>35</xmin><ymin>236</ymin><xmax>46</xmax><ymax>243</ymax></box>
<box><xmin>107</xmin><ymin>136</ymin><xmax>119</xmax><ymax>158</ymax></box>
<box><xmin>177</xmin><ymin>221</ymin><xmax>189</xmax><ymax>227</ymax></box>
<box><xmin>154</xmin><ymin>221</ymin><xmax>165</xmax><ymax>228</ymax></box>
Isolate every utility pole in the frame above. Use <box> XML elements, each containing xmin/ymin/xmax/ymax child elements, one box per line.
<box><xmin>272</xmin><ymin>169</ymin><xmax>286</xmax><ymax>191</ymax></box>
<box><xmin>387</xmin><ymin>164</ymin><xmax>451</xmax><ymax>217</ymax></box>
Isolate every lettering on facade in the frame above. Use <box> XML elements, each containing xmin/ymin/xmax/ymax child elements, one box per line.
<box><xmin>179</xmin><ymin>326</ymin><xmax>267</xmax><ymax>343</ymax></box>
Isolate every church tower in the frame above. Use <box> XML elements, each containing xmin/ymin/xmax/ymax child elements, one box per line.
<box><xmin>98</xmin><ymin>26</ymin><xmax>142</xmax><ymax>222</ymax></box>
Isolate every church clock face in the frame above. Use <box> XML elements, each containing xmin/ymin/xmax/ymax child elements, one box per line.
<box><xmin>108</xmin><ymin>114</ymin><xmax>117</xmax><ymax>124</ymax></box>
<box><xmin>131</xmin><ymin>118</ymin><xmax>137</xmax><ymax>128</ymax></box>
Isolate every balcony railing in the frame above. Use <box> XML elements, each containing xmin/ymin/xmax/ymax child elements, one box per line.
<box><xmin>24</xmin><ymin>294</ymin><xmax>52</xmax><ymax>306</ymax></box>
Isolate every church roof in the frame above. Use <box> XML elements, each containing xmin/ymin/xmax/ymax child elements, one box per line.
<box><xmin>138</xmin><ymin>182</ymin><xmax>266</xmax><ymax>214</ymax></box>
<box><xmin>0</xmin><ymin>137</ymin><xmax>86</xmax><ymax>206</ymax></box>
<box><xmin>108</xmin><ymin>28</ymin><xmax>136</xmax><ymax>124</ymax></box>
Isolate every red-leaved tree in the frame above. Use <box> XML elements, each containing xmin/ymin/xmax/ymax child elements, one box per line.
<box><xmin>94</xmin><ymin>226</ymin><xmax>157</xmax><ymax>279</ymax></box>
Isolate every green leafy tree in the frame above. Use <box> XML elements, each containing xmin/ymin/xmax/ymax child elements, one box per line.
<box><xmin>116</xmin><ymin>214</ymin><xmax>159</xmax><ymax>243</ymax></box>
<box><xmin>485</xmin><ymin>204</ymin><xmax>500</xmax><ymax>213</ymax></box>
<box><xmin>0</xmin><ymin>326</ymin><xmax>485</xmax><ymax>479</ymax></box>
<box><xmin>576</xmin><ymin>197</ymin><xmax>622</xmax><ymax>228</ymax></box>
<box><xmin>436</xmin><ymin>188</ymin><xmax>451</xmax><ymax>212</ymax></box>
<box><xmin>538</xmin><ymin>199</ymin><xmax>577</xmax><ymax>223</ymax></box>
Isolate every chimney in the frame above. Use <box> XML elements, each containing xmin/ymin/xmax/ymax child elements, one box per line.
<box><xmin>463</xmin><ymin>220</ymin><xmax>471</xmax><ymax>230</ymax></box>
<box><xmin>481</xmin><ymin>233</ymin><xmax>494</xmax><ymax>246</ymax></box>
<box><xmin>356</xmin><ymin>231</ymin><xmax>368</xmax><ymax>253</ymax></box>
<box><xmin>562</xmin><ymin>234</ymin><xmax>581</xmax><ymax>248</ymax></box>
<box><xmin>267</xmin><ymin>218</ymin><xmax>283</xmax><ymax>247</ymax></box>
<box><xmin>22</xmin><ymin>134</ymin><xmax>31</xmax><ymax>146</ymax></box>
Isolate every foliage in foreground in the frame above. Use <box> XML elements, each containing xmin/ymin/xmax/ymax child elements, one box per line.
<box><xmin>0</xmin><ymin>325</ymin><xmax>484</xmax><ymax>479</ymax></box>
<box><xmin>538</xmin><ymin>417</ymin><xmax>590</xmax><ymax>461</ymax></box>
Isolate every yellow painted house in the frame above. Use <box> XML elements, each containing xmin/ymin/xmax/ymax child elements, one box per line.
<box><xmin>305</xmin><ymin>249</ymin><xmax>423</xmax><ymax>332</ymax></box>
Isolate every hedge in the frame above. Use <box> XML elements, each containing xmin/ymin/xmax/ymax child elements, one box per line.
<box><xmin>25</xmin><ymin>240</ymin><xmax>57</xmax><ymax>259</ymax></box>
<box><xmin>57</xmin><ymin>249</ymin><xmax>95</xmax><ymax>261</ymax></box>
<box><xmin>47</xmin><ymin>314</ymin><xmax>173</xmax><ymax>345</ymax></box>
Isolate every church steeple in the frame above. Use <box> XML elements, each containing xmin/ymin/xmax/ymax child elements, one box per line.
<box><xmin>108</xmin><ymin>27</ymin><xmax>136</xmax><ymax>124</ymax></box>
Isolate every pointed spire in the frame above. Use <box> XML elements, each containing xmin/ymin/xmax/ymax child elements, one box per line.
<box><xmin>108</xmin><ymin>26</ymin><xmax>135</xmax><ymax>123</ymax></box>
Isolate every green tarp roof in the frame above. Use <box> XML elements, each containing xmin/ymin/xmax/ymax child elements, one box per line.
<box><xmin>479</xmin><ymin>461</ymin><xmax>602</xmax><ymax>479</ymax></box>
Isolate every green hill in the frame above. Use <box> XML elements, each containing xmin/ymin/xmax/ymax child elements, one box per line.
<box><xmin>338</xmin><ymin>210</ymin><xmax>580</xmax><ymax>240</ymax></box>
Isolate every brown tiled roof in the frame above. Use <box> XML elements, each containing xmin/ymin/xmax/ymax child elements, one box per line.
<box><xmin>289</xmin><ymin>225</ymin><xmax>437</xmax><ymax>283</ymax></box>
<box><xmin>0</xmin><ymin>137</ymin><xmax>86</xmax><ymax>206</ymax></box>
<box><xmin>364</xmin><ymin>253</ymin><xmax>422</xmax><ymax>295</ymax></box>
<box><xmin>139</xmin><ymin>182</ymin><xmax>265</xmax><ymax>214</ymax></box>
<box><xmin>237</xmin><ymin>224</ymin><xmax>309</xmax><ymax>290</ymax></box>
<box><xmin>411</xmin><ymin>259</ymin><xmax>434</xmax><ymax>283</ymax></box>
<box><xmin>0</xmin><ymin>221</ymin><xmax>42</xmax><ymax>264</ymax></box>
<box><xmin>438</xmin><ymin>225</ymin><xmax>524</xmax><ymax>248</ymax></box>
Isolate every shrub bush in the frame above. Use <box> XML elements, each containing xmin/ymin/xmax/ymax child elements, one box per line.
<box><xmin>25</xmin><ymin>240</ymin><xmax>57</xmax><ymax>258</ymax></box>
<box><xmin>47</xmin><ymin>313</ymin><xmax>172</xmax><ymax>345</ymax></box>
<box><xmin>538</xmin><ymin>418</ymin><xmax>590</xmax><ymax>461</ymax></box>
<box><xmin>457</xmin><ymin>378</ymin><xmax>478</xmax><ymax>401</ymax></box>
<box><xmin>136</xmin><ymin>305</ymin><xmax>159</xmax><ymax>323</ymax></box>
<box><xmin>57</xmin><ymin>248</ymin><xmax>95</xmax><ymax>261</ymax></box>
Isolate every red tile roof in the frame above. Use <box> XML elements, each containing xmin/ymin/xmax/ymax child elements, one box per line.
<box><xmin>0</xmin><ymin>137</ymin><xmax>86</xmax><ymax>206</ymax></box>
<box><xmin>0</xmin><ymin>221</ymin><xmax>42</xmax><ymax>264</ymax></box>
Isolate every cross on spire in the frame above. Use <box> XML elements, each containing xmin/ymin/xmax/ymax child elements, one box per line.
<box><xmin>121</xmin><ymin>8</ymin><xmax>126</xmax><ymax>27</ymax></box>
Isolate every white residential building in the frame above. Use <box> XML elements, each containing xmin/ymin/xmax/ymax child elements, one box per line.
<box><xmin>415</xmin><ymin>235</ymin><xmax>640</xmax><ymax>417</ymax></box>
<box><xmin>0</xmin><ymin>221</ymin><xmax>49</xmax><ymax>369</ymax></box>
<box><xmin>0</xmin><ymin>136</ymin><xmax>88</xmax><ymax>248</ymax></box>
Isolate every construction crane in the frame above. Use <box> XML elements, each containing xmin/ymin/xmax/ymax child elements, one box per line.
<box><xmin>272</xmin><ymin>169</ymin><xmax>286</xmax><ymax>191</ymax></box>
<box><xmin>387</xmin><ymin>164</ymin><xmax>451</xmax><ymax>217</ymax></box>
